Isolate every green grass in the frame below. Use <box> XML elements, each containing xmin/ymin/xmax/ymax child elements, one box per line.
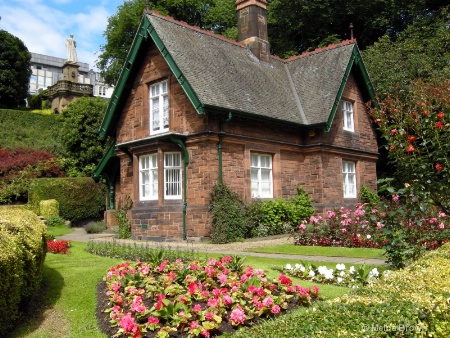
<box><xmin>46</xmin><ymin>225</ymin><xmax>74</xmax><ymax>237</ymax></box>
<box><xmin>10</xmin><ymin>242</ymin><xmax>365</xmax><ymax>337</ymax></box>
<box><xmin>248</xmin><ymin>244</ymin><xmax>385</xmax><ymax>259</ymax></box>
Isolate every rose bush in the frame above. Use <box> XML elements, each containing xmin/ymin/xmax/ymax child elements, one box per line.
<box><xmin>101</xmin><ymin>256</ymin><xmax>320</xmax><ymax>337</ymax></box>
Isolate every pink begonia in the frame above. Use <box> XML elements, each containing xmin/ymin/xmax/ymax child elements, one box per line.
<box><xmin>148</xmin><ymin>317</ymin><xmax>159</xmax><ymax>324</ymax></box>
<box><xmin>218</xmin><ymin>272</ymin><xmax>228</xmax><ymax>284</ymax></box>
<box><xmin>223</xmin><ymin>294</ymin><xmax>233</xmax><ymax>305</ymax></box>
<box><xmin>326</xmin><ymin>210</ymin><xmax>336</xmax><ymax>218</ymax></box>
<box><xmin>271</xmin><ymin>304</ymin><xmax>281</xmax><ymax>314</ymax></box>
<box><xmin>207</xmin><ymin>297</ymin><xmax>219</xmax><ymax>307</ymax></box>
<box><xmin>205</xmin><ymin>312</ymin><xmax>214</xmax><ymax>320</ymax></box>
<box><xmin>377</xmin><ymin>222</ymin><xmax>385</xmax><ymax>229</ymax></box>
<box><xmin>131</xmin><ymin>296</ymin><xmax>146</xmax><ymax>313</ymax></box>
<box><xmin>112</xmin><ymin>281</ymin><xmax>121</xmax><ymax>292</ymax></box>
<box><xmin>201</xmin><ymin>329</ymin><xmax>211</xmax><ymax>338</ymax></box>
<box><xmin>262</xmin><ymin>297</ymin><xmax>273</xmax><ymax>307</ymax></box>
<box><xmin>340</xmin><ymin>218</ymin><xmax>352</xmax><ymax>226</ymax></box>
<box><xmin>189</xmin><ymin>263</ymin><xmax>198</xmax><ymax>270</ymax></box>
<box><xmin>229</xmin><ymin>307</ymin><xmax>246</xmax><ymax>325</ymax></box>
<box><xmin>201</xmin><ymin>290</ymin><xmax>210</xmax><ymax>297</ymax></box>
<box><xmin>255</xmin><ymin>269</ymin><xmax>264</xmax><ymax>276</ymax></box>
<box><xmin>299</xmin><ymin>223</ymin><xmax>307</xmax><ymax>230</ymax></box>
<box><xmin>190</xmin><ymin>321</ymin><xmax>200</xmax><ymax>329</ymax></box>
<box><xmin>439</xmin><ymin>212</ymin><xmax>447</xmax><ymax>218</ymax></box>
<box><xmin>312</xmin><ymin>286</ymin><xmax>319</xmax><ymax>294</ymax></box>
<box><xmin>207</xmin><ymin>258</ymin><xmax>216</xmax><ymax>266</ymax></box>
<box><xmin>193</xmin><ymin>304</ymin><xmax>202</xmax><ymax>312</ymax></box>
<box><xmin>119</xmin><ymin>313</ymin><xmax>140</xmax><ymax>335</ymax></box>
<box><xmin>240</xmin><ymin>274</ymin><xmax>249</xmax><ymax>283</ymax></box>
<box><xmin>439</xmin><ymin>223</ymin><xmax>445</xmax><ymax>229</ymax></box>
<box><xmin>310</xmin><ymin>215</ymin><xmax>322</xmax><ymax>224</ymax></box>
<box><xmin>140</xmin><ymin>264</ymin><xmax>150</xmax><ymax>275</ymax></box>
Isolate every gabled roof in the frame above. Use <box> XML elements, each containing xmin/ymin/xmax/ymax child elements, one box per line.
<box><xmin>98</xmin><ymin>11</ymin><xmax>375</xmax><ymax>138</ymax></box>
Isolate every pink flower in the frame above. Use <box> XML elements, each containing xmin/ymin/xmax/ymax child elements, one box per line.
<box><xmin>262</xmin><ymin>297</ymin><xmax>273</xmax><ymax>307</ymax></box>
<box><xmin>229</xmin><ymin>307</ymin><xmax>246</xmax><ymax>325</ymax></box>
<box><xmin>392</xmin><ymin>194</ymin><xmax>399</xmax><ymax>202</ymax></box>
<box><xmin>193</xmin><ymin>304</ymin><xmax>202</xmax><ymax>312</ymax></box>
<box><xmin>148</xmin><ymin>317</ymin><xmax>159</xmax><ymax>325</ymax></box>
<box><xmin>390</xmin><ymin>129</ymin><xmax>398</xmax><ymax>136</ymax></box>
<box><xmin>189</xmin><ymin>263</ymin><xmax>198</xmax><ymax>270</ymax></box>
<box><xmin>119</xmin><ymin>313</ymin><xmax>140</xmax><ymax>335</ymax></box>
<box><xmin>278</xmin><ymin>274</ymin><xmax>292</xmax><ymax>286</ymax></box>
<box><xmin>312</xmin><ymin>286</ymin><xmax>319</xmax><ymax>294</ymax></box>
<box><xmin>223</xmin><ymin>294</ymin><xmax>233</xmax><ymax>305</ymax></box>
<box><xmin>205</xmin><ymin>312</ymin><xmax>214</xmax><ymax>320</ymax></box>
<box><xmin>131</xmin><ymin>296</ymin><xmax>146</xmax><ymax>313</ymax></box>
<box><xmin>326</xmin><ymin>210</ymin><xmax>336</xmax><ymax>218</ymax></box>
<box><xmin>218</xmin><ymin>272</ymin><xmax>228</xmax><ymax>284</ymax></box>
<box><xmin>439</xmin><ymin>223</ymin><xmax>445</xmax><ymax>229</ymax></box>
<box><xmin>340</xmin><ymin>228</ymin><xmax>347</xmax><ymax>233</ymax></box>
<box><xmin>376</xmin><ymin>222</ymin><xmax>385</xmax><ymax>229</ymax></box>
<box><xmin>190</xmin><ymin>321</ymin><xmax>200</xmax><ymax>329</ymax></box>
<box><xmin>240</xmin><ymin>274</ymin><xmax>249</xmax><ymax>283</ymax></box>
<box><xmin>271</xmin><ymin>304</ymin><xmax>281</xmax><ymax>314</ymax></box>
<box><xmin>407</xmin><ymin>145</ymin><xmax>414</xmax><ymax>153</ymax></box>
<box><xmin>299</xmin><ymin>223</ymin><xmax>307</xmax><ymax>230</ymax></box>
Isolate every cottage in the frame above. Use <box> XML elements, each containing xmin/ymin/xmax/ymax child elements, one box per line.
<box><xmin>94</xmin><ymin>0</ymin><xmax>378</xmax><ymax>240</ymax></box>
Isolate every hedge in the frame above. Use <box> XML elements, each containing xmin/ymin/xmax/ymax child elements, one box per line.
<box><xmin>28</xmin><ymin>177</ymin><xmax>106</xmax><ymax>223</ymax></box>
<box><xmin>227</xmin><ymin>243</ymin><xmax>450</xmax><ymax>337</ymax></box>
<box><xmin>0</xmin><ymin>206</ymin><xmax>47</xmax><ymax>335</ymax></box>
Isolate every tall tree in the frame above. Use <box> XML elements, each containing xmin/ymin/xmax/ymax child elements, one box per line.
<box><xmin>0</xmin><ymin>30</ymin><xmax>31</xmax><ymax>108</ymax></box>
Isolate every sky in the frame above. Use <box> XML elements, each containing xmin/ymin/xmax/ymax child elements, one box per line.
<box><xmin>0</xmin><ymin>0</ymin><xmax>126</xmax><ymax>71</ymax></box>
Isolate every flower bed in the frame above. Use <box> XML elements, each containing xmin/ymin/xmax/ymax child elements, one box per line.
<box><xmin>47</xmin><ymin>239</ymin><xmax>71</xmax><ymax>254</ymax></box>
<box><xmin>98</xmin><ymin>256</ymin><xmax>320</xmax><ymax>337</ymax></box>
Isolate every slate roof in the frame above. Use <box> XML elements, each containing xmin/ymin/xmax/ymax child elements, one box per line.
<box><xmin>147</xmin><ymin>11</ymin><xmax>361</xmax><ymax>127</ymax></box>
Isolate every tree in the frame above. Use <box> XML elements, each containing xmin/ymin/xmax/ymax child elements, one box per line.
<box><xmin>58</xmin><ymin>97</ymin><xmax>110</xmax><ymax>177</ymax></box>
<box><xmin>0</xmin><ymin>30</ymin><xmax>31</xmax><ymax>108</ymax></box>
<box><xmin>363</xmin><ymin>7</ymin><xmax>450</xmax><ymax>96</ymax></box>
<box><xmin>369</xmin><ymin>78</ymin><xmax>450</xmax><ymax>213</ymax></box>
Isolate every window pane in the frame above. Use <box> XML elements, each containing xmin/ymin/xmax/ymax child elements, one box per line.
<box><xmin>250</xmin><ymin>154</ymin><xmax>272</xmax><ymax>198</ymax></box>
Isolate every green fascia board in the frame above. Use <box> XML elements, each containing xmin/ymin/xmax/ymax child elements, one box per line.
<box><xmin>98</xmin><ymin>14</ymin><xmax>204</xmax><ymax>139</ymax></box>
<box><xmin>325</xmin><ymin>45</ymin><xmax>376</xmax><ymax>132</ymax></box>
<box><xmin>93</xmin><ymin>140</ymin><xmax>117</xmax><ymax>180</ymax></box>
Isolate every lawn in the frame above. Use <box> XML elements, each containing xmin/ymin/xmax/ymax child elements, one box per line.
<box><xmin>248</xmin><ymin>244</ymin><xmax>385</xmax><ymax>259</ymax></box>
<box><xmin>9</xmin><ymin>235</ymin><xmax>382</xmax><ymax>337</ymax></box>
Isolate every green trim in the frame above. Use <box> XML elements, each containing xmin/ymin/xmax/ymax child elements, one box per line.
<box><xmin>98</xmin><ymin>15</ymin><xmax>204</xmax><ymax>139</ymax></box>
<box><xmin>171</xmin><ymin>137</ymin><xmax>189</xmax><ymax>240</ymax></box>
<box><xmin>93</xmin><ymin>141</ymin><xmax>117</xmax><ymax>180</ymax></box>
<box><xmin>144</xmin><ymin>17</ymin><xmax>204</xmax><ymax>116</ymax></box>
<box><xmin>325</xmin><ymin>45</ymin><xmax>376</xmax><ymax>133</ymax></box>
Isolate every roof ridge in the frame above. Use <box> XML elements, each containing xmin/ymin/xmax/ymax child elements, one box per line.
<box><xmin>149</xmin><ymin>10</ymin><xmax>245</xmax><ymax>49</ymax></box>
<box><xmin>284</xmin><ymin>39</ymin><xmax>356</xmax><ymax>62</ymax></box>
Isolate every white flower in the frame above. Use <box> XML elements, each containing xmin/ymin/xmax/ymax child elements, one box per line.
<box><xmin>295</xmin><ymin>264</ymin><xmax>305</xmax><ymax>272</ymax></box>
<box><xmin>285</xmin><ymin>264</ymin><xmax>292</xmax><ymax>270</ymax></box>
<box><xmin>339</xmin><ymin>271</ymin><xmax>345</xmax><ymax>277</ymax></box>
<box><xmin>318</xmin><ymin>266</ymin><xmax>328</xmax><ymax>275</ymax></box>
<box><xmin>324</xmin><ymin>269</ymin><xmax>334</xmax><ymax>280</ymax></box>
<box><xmin>383</xmin><ymin>270</ymin><xmax>392</xmax><ymax>277</ymax></box>
<box><xmin>349</xmin><ymin>266</ymin><xmax>355</xmax><ymax>274</ymax></box>
<box><xmin>368</xmin><ymin>268</ymin><xmax>379</xmax><ymax>278</ymax></box>
<box><xmin>367</xmin><ymin>234</ymin><xmax>372</xmax><ymax>239</ymax></box>
<box><xmin>336</xmin><ymin>263</ymin><xmax>346</xmax><ymax>271</ymax></box>
<box><xmin>308</xmin><ymin>269</ymin><xmax>315</xmax><ymax>277</ymax></box>
<box><xmin>337</xmin><ymin>277</ymin><xmax>343</xmax><ymax>284</ymax></box>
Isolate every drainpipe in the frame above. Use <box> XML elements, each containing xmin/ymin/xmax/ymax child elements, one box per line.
<box><xmin>218</xmin><ymin>112</ymin><xmax>233</xmax><ymax>184</ymax></box>
<box><xmin>171</xmin><ymin>137</ymin><xmax>189</xmax><ymax>240</ymax></box>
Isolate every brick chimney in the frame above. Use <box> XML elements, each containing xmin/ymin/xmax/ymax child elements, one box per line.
<box><xmin>236</xmin><ymin>0</ymin><xmax>270</xmax><ymax>63</ymax></box>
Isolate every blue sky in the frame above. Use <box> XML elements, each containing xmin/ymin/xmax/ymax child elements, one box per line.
<box><xmin>0</xmin><ymin>0</ymin><xmax>126</xmax><ymax>70</ymax></box>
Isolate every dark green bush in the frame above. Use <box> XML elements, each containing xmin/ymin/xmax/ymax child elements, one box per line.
<box><xmin>210</xmin><ymin>184</ymin><xmax>247</xmax><ymax>243</ymax></box>
<box><xmin>115</xmin><ymin>195</ymin><xmax>132</xmax><ymax>239</ymax></box>
<box><xmin>45</xmin><ymin>215</ymin><xmax>66</xmax><ymax>227</ymax></box>
<box><xmin>0</xmin><ymin>206</ymin><xmax>47</xmax><ymax>336</ymax></box>
<box><xmin>84</xmin><ymin>221</ymin><xmax>107</xmax><ymax>234</ymax></box>
<box><xmin>359</xmin><ymin>184</ymin><xmax>380</xmax><ymax>203</ymax></box>
<box><xmin>28</xmin><ymin>177</ymin><xmax>106</xmax><ymax>223</ymax></box>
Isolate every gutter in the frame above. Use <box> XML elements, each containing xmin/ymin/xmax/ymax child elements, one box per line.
<box><xmin>217</xmin><ymin>112</ymin><xmax>233</xmax><ymax>184</ymax></box>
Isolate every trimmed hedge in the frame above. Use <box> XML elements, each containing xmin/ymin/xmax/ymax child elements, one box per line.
<box><xmin>28</xmin><ymin>177</ymin><xmax>106</xmax><ymax>223</ymax></box>
<box><xmin>0</xmin><ymin>206</ymin><xmax>47</xmax><ymax>335</ymax></box>
<box><xmin>228</xmin><ymin>243</ymin><xmax>450</xmax><ymax>337</ymax></box>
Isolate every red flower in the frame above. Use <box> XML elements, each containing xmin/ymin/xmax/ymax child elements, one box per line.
<box><xmin>438</xmin><ymin>111</ymin><xmax>445</xmax><ymax>119</ymax></box>
<box><xmin>389</xmin><ymin>145</ymin><xmax>395</xmax><ymax>152</ymax></box>
<box><xmin>407</xmin><ymin>145</ymin><xmax>414</xmax><ymax>153</ymax></box>
<box><xmin>436</xmin><ymin>121</ymin><xmax>444</xmax><ymax>129</ymax></box>
<box><xmin>408</xmin><ymin>136</ymin><xmax>416</xmax><ymax>143</ymax></box>
<box><xmin>436</xmin><ymin>163</ymin><xmax>444</xmax><ymax>171</ymax></box>
<box><xmin>375</xmin><ymin>118</ymin><xmax>381</xmax><ymax>124</ymax></box>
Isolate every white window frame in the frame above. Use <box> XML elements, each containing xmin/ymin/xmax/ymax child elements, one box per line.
<box><xmin>164</xmin><ymin>152</ymin><xmax>182</xmax><ymax>199</ymax></box>
<box><xmin>251</xmin><ymin>153</ymin><xmax>273</xmax><ymax>198</ymax></box>
<box><xmin>150</xmin><ymin>80</ymin><xmax>169</xmax><ymax>134</ymax></box>
<box><xmin>139</xmin><ymin>154</ymin><xmax>158</xmax><ymax>201</ymax></box>
<box><xmin>342</xmin><ymin>160</ymin><xmax>357</xmax><ymax>198</ymax></box>
<box><xmin>342</xmin><ymin>100</ymin><xmax>354</xmax><ymax>132</ymax></box>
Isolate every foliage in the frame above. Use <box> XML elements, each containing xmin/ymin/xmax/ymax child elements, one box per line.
<box><xmin>282</xmin><ymin>262</ymin><xmax>389</xmax><ymax>288</ymax></box>
<box><xmin>28</xmin><ymin>177</ymin><xmax>107</xmax><ymax>223</ymax></box>
<box><xmin>364</xmin><ymin>7</ymin><xmax>450</xmax><ymax>96</ymax></box>
<box><xmin>85</xmin><ymin>240</ymin><xmax>200</xmax><ymax>263</ymax></box>
<box><xmin>27</xmin><ymin>91</ymin><xmax>50</xmax><ymax>110</ymax></box>
<box><xmin>47</xmin><ymin>239</ymin><xmax>71</xmax><ymax>254</ymax></box>
<box><xmin>0</xmin><ymin>206</ymin><xmax>47</xmax><ymax>336</ymax></box>
<box><xmin>115</xmin><ymin>195</ymin><xmax>133</xmax><ymax>239</ymax></box>
<box><xmin>229</xmin><ymin>243</ymin><xmax>450</xmax><ymax>338</ymax></box>
<box><xmin>97</xmin><ymin>0</ymin><xmax>237</xmax><ymax>86</ymax></box>
<box><xmin>45</xmin><ymin>215</ymin><xmax>66</xmax><ymax>227</ymax></box>
<box><xmin>0</xmin><ymin>147</ymin><xmax>64</xmax><ymax>204</ymax></box>
<box><xmin>0</xmin><ymin>109</ymin><xmax>63</xmax><ymax>153</ymax></box>
<box><xmin>247</xmin><ymin>186</ymin><xmax>314</xmax><ymax>237</ymax></box>
<box><xmin>370</xmin><ymin>78</ymin><xmax>450</xmax><ymax>213</ymax></box>
<box><xmin>84</xmin><ymin>221</ymin><xmax>108</xmax><ymax>234</ymax></box>
<box><xmin>57</xmin><ymin>97</ymin><xmax>109</xmax><ymax>177</ymax></box>
<box><xmin>359</xmin><ymin>184</ymin><xmax>380</xmax><ymax>203</ymax></box>
<box><xmin>100</xmin><ymin>256</ymin><xmax>320</xmax><ymax>337</ymax></box>
<box><xmin>0</xmin><ymin>30</ymin><xmax>32</xmax><ymax>108</ymax></box>
<box><xmin>209</xmin><ymin>184</ymin><xmax>247</xmax><ymax>243</ymax></box>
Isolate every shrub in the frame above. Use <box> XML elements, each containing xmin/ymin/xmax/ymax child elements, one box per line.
<box><xmin>28</xmin><ymin>177</ymin><xmax>106</xmax><ymax>223</ymax></box>
<box><xmin>45</xmin><ymin>215</ymin><xmax>66</xmax><ymax>227</ymax></box>
<box><xmin>359</xmin><ymin>185</ymin><xmax>380</xmax><ymax>203</ymax></box>
<box><xmin>230</xmin><ymin>243</ymin><xmax>450</xmax><ymax>338</ymax></box>
<box><xmin>39</xmin><ymin>199</ymin><xmax>59</xmax><ymax>218</ymax></box>
<box><xmin>0</xmin><ymin>206</ymin><xmax>47</xmax><ymax>335</ymax></box>
<box><xmin>47</xmin><ymin>239</ymin><xmax>71</xmax><ymax>254</ymax></box>
<box><xmin>84</xmin><ymin>221</ymin><xmax>107</xmax><ymax>234</ymax></box>
<box><xmin>209</xmin><ymin>184</ymin><xmax>247</xmax><ymax>243</ymax></box>
<box><xmin>115</xmin><ymin>195</ymin><xmax>132</xmax><ymax>239</ymax></box>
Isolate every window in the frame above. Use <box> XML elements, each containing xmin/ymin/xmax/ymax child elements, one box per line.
<box><xmin>342</xmin><ymin>101</ymin><xmax>354</xmax><ymax>131</ymax></box>
<box><xmin>139</xmin><ymin>154</ymin><xmax>158</xmax><ymax>200</ymax></box>
<box><xmin>251</xmin><ymin>153</ymin><xmax>273</xmax><ymax>198</ymax></box>
<box><xmin>164</xmin><ymin>153</ymin><xmax>182</xmax><ymax>199</ymax></box>
<box><xmin>150</xmin><ymin>80</ymin><xmax>169</xmax><ymax>133</ymax></box>
<box><xmin>342</xmin><ymin>161</ymin><xmax>356</xmax><ymax>198</ymax></box>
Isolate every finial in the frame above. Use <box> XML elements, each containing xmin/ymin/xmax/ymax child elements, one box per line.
<box><xmin>145</xmin><ymin>0</ymin><xmax>150</xmax><ymax>13</ymax></box>
<box><xmin>349</xmin><ymin>23</ymin><xmax>354</xmax><ymax>41</ymax></box>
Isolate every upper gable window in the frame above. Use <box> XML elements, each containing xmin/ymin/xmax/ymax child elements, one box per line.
<box><xmin>251</xmin><ymin>153</ymin><xmax>273</xmax><ymax>198</ymax></box>
<box><xmin>342</xmin><ymin>101</ymin><xmax>354</xmax><ymax>132</ymax></box>
<box><xmin>150</xmin><ymin>80</ymin><xmax>169</xmax><ymax>134</ymax></box>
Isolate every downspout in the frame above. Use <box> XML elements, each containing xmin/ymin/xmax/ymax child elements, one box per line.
<box><xmin>218</xmin><ymin>112</ymin><xmax>233</xmax><ymax>184</ymax></box>
<box><xmin>171</xmin><ymin>137</ymin><xmax>189</xmax><ymax>240</ymax></box>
